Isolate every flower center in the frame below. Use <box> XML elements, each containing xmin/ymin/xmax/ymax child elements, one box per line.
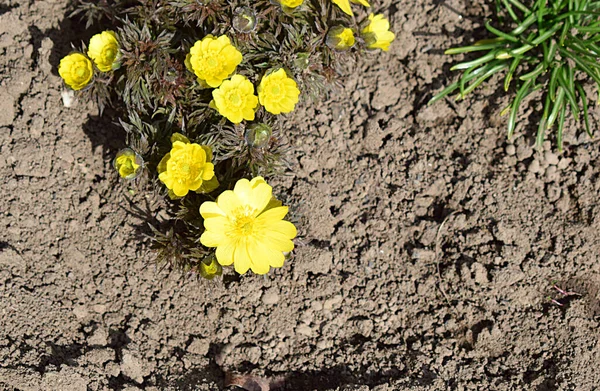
<box><xmin>229</xmin><ymin>92</ymin><xmax>241</xmax><ymax>106</ymax></box>
<box><xmin>231</xmin><ymin>206</ymin><xmax>259</xmax><ymax>236</ymax></box>
<box><xmin>75</xmin><ymin>66</ymin><xmax>87</xmax><ymax>79</ymax></box>
<box><xmin>270</xmin><ymin>85</ymin><xmax>281</xmax><ymax>95</ymax></box>
<box><xmin>208</xmin><ymin>57</ymin><xmax>218</xmax><ymax>68</ymax></box>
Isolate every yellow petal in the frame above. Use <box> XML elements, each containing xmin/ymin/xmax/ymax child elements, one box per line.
<box><xmin>200</xmin><ymin>230</ymin><xmax>226</xmax><ymax>247</ymax></box>
<box><xmin>247</xmin><ymin>240</ymin><xmax>272</xmax><ymax>274</ymax></box>
<box><xmin>233</xmin><ymin>242</ymin><xmax>251</xmax><ymax>274</ymax></box>
<box><xmin>200</xmin><ymin>201</ymin><xmax>225</xmax><ymax>218</ymax></box>
<box><xmin>204</xmin><ymin>216</ymin><xmax>229</xmax><ymax>234</ymax></box>
<box><xmin>351</xmin><ymin>0</ymin><xmax>370</xmax><ymax>6</ymax></box>
<box><xmin>202</xmin><ymin>162</ymin><xmax>215</xmax><ymax>181</ymax></box>
<box><xmin>257</xmin><ymin>206</ymin><xmax>289</xmax><ymax>223</ymax></box>
<box><xmin>172</xmin><ymin>182</ymin><xmax>189</xmax><ymax>197</ymax></box>
<box><xmin>269</xmin><ymin>220</ymin><xmax>297</xmax><ymax>239</ymax></box>
<box><xmin>215</xmin><ymin>240</ymin><xmax>235</xmax><ymax>266</ymax></box>
<box><xmin>263</xmin><ymin>232</ymin><xmax>295</xmax><ymax>252</ymax></box>
<box><xmin>216</xmin><ymin>190</ymin><xmax>242</xmax><ymax>215</ymax></box>
<box><xmin>332</xmin><ymin>0</ymin><xmax>353</xmax><ymax>15</ymax></box>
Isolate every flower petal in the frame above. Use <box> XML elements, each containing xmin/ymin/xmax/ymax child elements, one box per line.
<box><xmin>200</xmin><ymin>230</ymin><xmax>226</xmax><ymax>247</ymax></box>
<box><xmin>217</xmin><ymin>190</ymin><xmax>242</xmax><ymax>215</ymax></box>
<box><xmin>200</xmin><ymin>201</ymin><xmax>225</xmax><ymax>219</ymax></box>
<box><xmin>247</xmin><ymin>240</ymin><xmax>272</xmax><ymax>274</ymax></box>
<box><xmin>268</xmin><ymin>220</ymin><xmax>297</xmax><ymax>239</ymax></box>
<box><xmin>215</xmin><ymin>239</ymin><xmax>236</xmax><ymax>266</ymax></box>
<box><xmin>203</xmin><ymin>216</ymin><xmax>229</xmax><ymax>235</ymax></box>
<box><xmin>233</xmin><ymin>241</ymin><xmax>251</xmax><ymax>274</ymax></box>
<box><xmin>257</xmin><ymin>206</ymin><xmax>288</xmax><ymax>223</ymax></box>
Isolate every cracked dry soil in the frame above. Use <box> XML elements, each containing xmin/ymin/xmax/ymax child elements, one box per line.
<box><xmin>1</xmin><ymin>0</ymin><xmax>600</xmax><ymax>390</ymax></box>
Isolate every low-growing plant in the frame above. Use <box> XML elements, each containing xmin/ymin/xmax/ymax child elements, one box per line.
<box><xmin>429</xmin><ymin>0</ymin><xmax>600</xmax><ymax>150</ymax></box>
<box><xmin>59</xmin><ymin>0</ymin><xmax>394</xmax><ymax>278</ymax></box>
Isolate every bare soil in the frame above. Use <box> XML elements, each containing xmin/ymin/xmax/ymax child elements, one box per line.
<box><xmin>1</xmin><ymin>0</ymin><xmax>600</xmax><ymax>390</ymax></box>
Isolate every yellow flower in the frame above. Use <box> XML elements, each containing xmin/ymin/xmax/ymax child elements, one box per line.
<box><xmin>280</xmin><ymin>0</ymin><xmax>303</xmax><ymax>8</ymax></box>
<box><xmin>58</xmin><ymin>53</ymin><xmax>93</xmax><ymax>90</ymax></box>
<box><xmin>332</xmin><ymin>0</ymin><xmax>370</xmax><ymax>16</ymax></box>
<box><xmin>200</xmin><ymin>177</ymin><xmax>297</xmax><ymax>275</ymax></box>
<box><xmin>87</xmin><ymin>30</ymin><xmax>120</xmax><ymax>72</ymax></box>
<box><xmin>326</xmin><ymin>26</ymin><xmax>356</xmax><ymax>51</ymax></box>
<box><xmin>113</xmin><ymin>149</ymin><xmax>143</xmax><ymax>179</ymax></box>
<box><xmin>212</xmin><ymin>74</ymin><xmax>258</xmax><ymax>123</ymax></box>
<box><xmin>257</xmin><ymin>69</ymin><xmax>300</xmax><ymax>115</ymax></box>
<box><xmin>188</xmin><ymin>35</ymin><xmax>243</xmax><ymax>88</ymax></box>
<box><xmin>158</xmin><ymin>133</ymin><xmax>218</xmax><ymax>197</ymax></box>
<box><xmin>362</xmin><ymin>14</ymin><xmax>395</xmax><ymax>51</ymax></box>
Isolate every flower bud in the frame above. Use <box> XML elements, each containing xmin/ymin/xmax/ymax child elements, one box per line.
<box><xmin>233</xmin><ymin>7</ymin><xmax>258</xmax><ymax>33</ymax></box>
<box><xmin>113</xmin><ymin>148</ymin><xmax>144</xmax><ymax>180</ymax></box>
<box><xmin>198</xmin><ymin>254</ymin><xmax>222</xmax><ymax>280</ymax></box>
<box><xmin>326</xmin><ymin>26</ymin><xmax>356</xmax><ymax>51</ymax></box>
<box><xmin>245</xmin><ymin>123</ymin><xmax>273</xmax><ymax>148</ymax></box>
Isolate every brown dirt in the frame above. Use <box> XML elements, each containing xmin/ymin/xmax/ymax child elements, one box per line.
<box><xmin>1</xmin><ymin>0</ymin><xmax>600</xmax><ymax>390</ymax></box>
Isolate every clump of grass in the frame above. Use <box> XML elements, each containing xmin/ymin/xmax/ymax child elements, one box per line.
<box><xmin>430</xmin><ymin>0</ymin><xmax>600</xmax><ymax>151</ymax></box>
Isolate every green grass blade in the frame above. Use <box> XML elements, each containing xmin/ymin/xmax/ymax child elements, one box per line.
<box><xmin>560</xmin><ymin>47</ymin><xmax>600</xmax><ymax>85</ymax></box>
<box><xmin>511</xmin><ymin>13</ymin><xmax>538</xmax><ymax>34</ymax></box>
<box><xmin>505</xmin><ymin>57</ymin><xmax>522</xmax><ymax>90</ymax></box>
<box><xmin>445</xmin><ymin>42</ymin><xmax>506</xmax><ymax>55</ymax></box>
<box><xmin>538</xmin><ymin>0</ymin><xmax>546</xmax><ymax>24</ymax></box>
<box><xmin>459</xmin><ymin>63</ymin><xmax>508</xmax><ymax>98</ymax></box>
<box><xmin>575</xmin><ymin>81</ymin><xmax>593</xmax><ymax>137</ymax></box>
<box><xmin>485</xmin><ymin>21</ymin><xmax>520</xmax><ymax>42</ymax></box>
<box><xmin>451</xmin><ymin>51</ymin><xmax>498</xmax><ymax>70</ymax></box>
<box><xmin>507</xmin><ymin>0</ymin><xmax>532</xmax><ymax>13</ymax></box>
<box><xmin>548</xmin><ymin>67</ymin><xmax>560</xmax><ymax>102</ymax></box>
<box><xmin>557</xmin><ymin>67</ymin><xmax>579</xmax><ymax>121</ymax></box>
<box><xmin>508</xmin><ymin>79</ymin><xmax>534</xmax><ymax>138</ymax></box>
<box><xmin>557</xmin><ymin>102</ymin><xmax>566</xmax><ymax>152</ymax></box>
<box><xmin>510</xmin><ymin>44</ymin><xmax>534</xmax><ymax>56</ymax></box>
<box><xmin>428</xmin><ymin>66</ymin><xmax>490</xmax><ymax>104</ymax></box>
<box><xmin>537</xmin><ymin>93</ymin><xmax>552</xmax><ymax>147</ymax></box>
<box><xmin>519</xmin><ymin>62</ymin><xmax>546</xmax><ymax>80</ymax></box>
<box><xmin>532</xmin><ymin>23</ymin><xmax>564</xmax><ymax>45</ymax></box>
<box><xmin>547</xmin><ymin>87</ymin><xmax>565</xmax><ymax>129</ymax></box>
<box><xmin>501</xmin><ymin>0</ymin><xmax>521</xmax><ymax>22</ymax></box>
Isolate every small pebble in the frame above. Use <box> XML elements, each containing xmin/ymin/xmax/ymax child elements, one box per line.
<box><xmin>516</xmin><ymin>144</ymin><xmax>533</xmax><ymax>161</ymax></box>
<box><xmin>544</xmin><ymin>151</ymin><xmax>559</xmax><ymax>166</ymax></box>
<box><xmin>505</xmin><ymin>144</ymin><xmax>516</xmax><ymax>155</ymax></box>
<box><xmin>528</xmin><ymin>159</ymin><xmax>541</xmax><ymax>173</ymax></box>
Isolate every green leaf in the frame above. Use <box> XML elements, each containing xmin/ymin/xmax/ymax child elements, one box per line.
<box><xmin>575</xmin><ymin>81</ymin><xmax>593</xmax><ymax>137</ymax></box>
<box><xmin>547</xmin><ymin>86</ymin><xmax>565</xmax><ymax>129</ymax></box>
<box><xmin>485</xmin><ymin>21</ymin><xmax>520</xmax><ymax>42</ymax></box>
<box><xmin>508</xmin><ymin>79</ymin><xmax>534</xmax><ymax>138</ymax></box>
<box><xmin>537</xmin><ymin>93</ymin><xmax>552</xmax><ymax>147</ymax></box>
<box><xmin>450</xmin><ymin>51</ymin><xmax>499</xmax><ymax>70</ymax></box>
<box><xmin>505</xmin><ymin>57</ymin><xmax>522</xmax><ymax>91</ymax></box>
<box><xmin>557</xmin><ymin>102</ymin><xmax>566</xmax><ymax>152</ymax></box>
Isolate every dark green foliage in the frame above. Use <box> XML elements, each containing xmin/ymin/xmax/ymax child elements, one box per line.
<box><xmin>430</xmin><ymin>0</ymin><xmax>600</xmax><ymax>150</ymax></box>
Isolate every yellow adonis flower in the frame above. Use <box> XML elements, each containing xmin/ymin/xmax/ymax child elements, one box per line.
<box><xmin>200</xmin><ymin>177</ymin><xmax>297</xmax><ymax>275</ymax></box>
<box><xmin>257</xmin><ymin>69</ymin><xmax>300</xmax><ymax>115</ymax></box>
<box><xmin>58</xmin><ymin>53</ymin><xmax>93</xmax><ymax>91</ymax></box>
<box><xmin>362</xmin><ymin>14</ymin><xmax>395</xmax><ymax>51</ymax></box>
<box><xmin>87</xmin><ymin>30</ymin><xmax>120</xmax><ymax>72</ymax></box>
<box><xmin>326</xmin><ymin>26</ymin><xmax>356</xmax><ymax>51</ymax></box>
<box><xmin>158</xmin><ymin>133</ymin><xmax>218</xmax><ymax>198</ymax></box>
<box><xmin>212</xmin><ymin>74</ymin><xmax>258</xmax><ymax>124</ymax></box>
<box><xmin>332</xmin><ymin>0</ymin><xmax>369</xmax><ymax>16</ymax></box>
<box><xmin>280</xmin><ymin>0</ymin><xmax>303</xmax><ymax>8</ymax></box>
<box><xmin>113</xmin><ymin>148</ymin><xmax>143</xmax><ymax>179</ymax></box>
<box><xmin>187</xmin><ymin>35</ymin><xmax>243</xmax><ymax>88</ymax></box>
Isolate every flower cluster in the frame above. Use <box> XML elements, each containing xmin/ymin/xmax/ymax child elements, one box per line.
<box><xmin>58</xmin><ymin>30</ymin><xmax>120</xmax><ymax>90</ymax></box>
<box><xmin>60</xmin><ymin>0</ymin><xmax>395</xmax><ymax>279</ymax></box>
